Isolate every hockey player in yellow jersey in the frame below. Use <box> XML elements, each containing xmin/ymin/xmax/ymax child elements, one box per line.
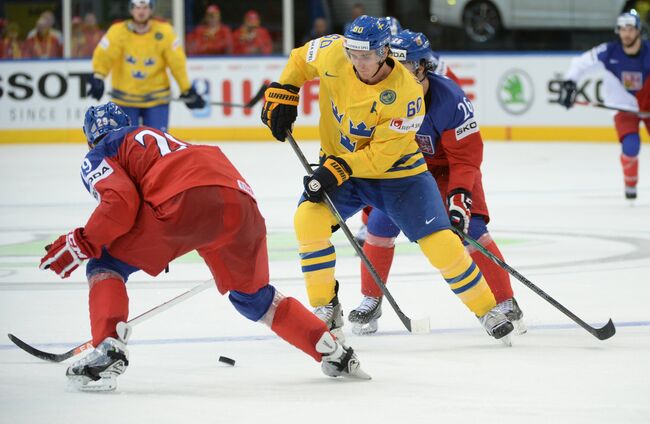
<box><xmin>89</xmin><ymin>0</ymin><xmax>205</xmax><ymax>131</ymax></box>
<box><xmin>261</xmin><ymin>15</ymin><xmax>515</xmax><ymax>344</ymax></box>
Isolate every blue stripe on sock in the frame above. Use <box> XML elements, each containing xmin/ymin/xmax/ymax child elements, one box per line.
<box><xmin>301</xmin><ymin>260</ymin><xmax>336</xmax><ymax>273</ymax></box>
<box><xmin>445</xmin><ymin>262</ymin><xmax>477</xmax><ymax>285</ymax></box>
<box><xmin>299</xmin><ymin>246</ymin><xmax>335</xmax><ymax>260</ymax></box>
<box><xmin>452</xmin><ymin>272</ymin><xmax>483</xmax><ymax>294</ymax></box>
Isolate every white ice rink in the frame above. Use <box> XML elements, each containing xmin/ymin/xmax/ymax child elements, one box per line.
<box><xmin>0</xmin><ymin>140</ymin><xmax>648</xmax><ymax>424</ymax></box>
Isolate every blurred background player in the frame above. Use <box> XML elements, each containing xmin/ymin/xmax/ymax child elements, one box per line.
<box><xmin>261</xmin><ymin>15</ymin><xmax>514</xmax><ymax>344</ymax></box>
<box><xmin>71</xmin><ymin>13</ymin><xmax>104</xmax><ymax>58</ymax></box>
<box><xmin>301</xmin><ymin>16</ymin><xmax>329</xmax><ymax>45</ymax></box>
<box><xmin>232</xmin><ymin>10</ymin><xmax>272</xmax><ymax>55</ymax></box>
<box><xmin>0</xmin><ymin>22</ymin><xmax>23</xmax><ymax>59</ymax></box>
<box><xmin>89</xmin><ymin>0</ymin><xmax>205</xmax><ymax>132</ymax></box>
<box><xmin>38</xmin><ymin>102</ymin><xmax>370</xmax><ymax>391</ymax></box>
<box><xmin>186</xmin><ymin>4</ymin><xmax>233</xmax><ymax>56</ymax></box>
<box><xmin>559</xmin><ymin>11</ymin><xmax>650</xmax><ymax>200</ymax></box>
<box><xmin>348</xmin><ymin>30</ymin><xmax>525</xmax><ymax>337</ymax></box>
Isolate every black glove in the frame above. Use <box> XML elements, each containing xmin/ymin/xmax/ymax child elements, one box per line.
<box><xmin>303</xmin><ymin>156</ymin><xmax>352</xmax><ymax>203</ymax></box>
<box><xmin>261</xmin><ymin>82</ymin><xmax>299</xmax><ymax>141</ymax></box>
<box><xmin>89</xmin><ymin>74</ymin><xmax>105</xmax><ymax>101</ymax></box>
<box><xmin>180</xmin><ymin>86</ymin><xmax>206</xmax><ymax>109</ymax></box>
<box><xmin>558</xmin><ymin>80</ymin><xmax>577</xmax><ymax>109</ymax></box>
<box><xmin>447</xmin><ymin>188</ymin><xmax>472</xmax><ymax>234</ymax></box>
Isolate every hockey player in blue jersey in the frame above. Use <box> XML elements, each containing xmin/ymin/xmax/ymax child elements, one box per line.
<box><xmin>559</xmin><ymin>12</ymin><xmax>650</xmax><ymax>200</ymax></box>
<box><xmin>261</xmin><ymin>15</ymin><xmax>515</xmax><ymax>343</ymax></box>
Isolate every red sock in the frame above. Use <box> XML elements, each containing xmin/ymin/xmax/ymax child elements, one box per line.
<box><xmin>270</xmin><ymin>297</ymin><xmax>330</xmax><ymax>361</ymax></box>
<box><xmin>361</xmin><ymin>241</ymin><xmax>395</xmax><ymax>298</ymax></box>
<box><xmin>620</xmin><ymin>154</ymin><xmax>639</xmax><ymax>187</ymax></box>
<box><xmin>89</xmin><ymin>278</ymin><xmax>129</xmax><ymax>346</ymax></box>
<box><xmin>470</xmin><ymin>240</ymin><xmax>513</xmax><ymax>303</ymax></box>
<box><xmin>361</xmin><ymin>206</ymin><xmax>372</xmax><ymax>225</ymax></box>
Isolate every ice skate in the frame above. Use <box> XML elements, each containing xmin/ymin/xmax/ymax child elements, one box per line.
<box><xmin>316</xmin><ymin>332</ymin><xmax>371</xmax><ymax>380</ymax></box>
<box><xmin>314</xmin><ymin>294</ymin><xmax>345</xmax><ymax>343</ymax></box>
<box><xmin>498</xmin><ymin>297</ymin><xmax>527</xmax><ymax>335</ymax></box>
<box><xmin>478</xmin><ymin>306</ymin><xmax>514</xmax><ymax>346</ymax></box>
<box><xmin>625</xmin><ymin>185</ymin><xmax>637</xmax><ymax>200</ymax></box>
<box><xmin>348</xmin><ymin>296</ymin><xmax>382</xmax><ymax>335</ymax></box>
<box><xmin>66</xmin><ymin>337</ymin><xmax>129</xmax><ymax>392</ymax></box>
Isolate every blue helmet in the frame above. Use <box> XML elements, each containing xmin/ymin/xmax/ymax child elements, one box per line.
<box><xmin>130</xmin><ymin>0</ymin><xmax>155</xmax><ymax>9</ymax></box>
<box><xmin>343</xmin><ymin>15</ymin><xmax>391</xmax><ymax>55</ymax></box>
<box><xmin>615</xmin><ymin>12</ymin><xmax>641</xmax><ymax>33</ymax></box>
<box><xmin>83</xmin><ymin>102</ymin><xmax>131</xmax><ymax>146</ymax></box>
<box><xmin>385</xmin><ymin>16</ymin><xmax>402</xmax><ymax>36</ymax></box>
<box><xmin>390</xmin><ymin>30</ymin><xmax>436</xmax><ymax>68</ymax></box>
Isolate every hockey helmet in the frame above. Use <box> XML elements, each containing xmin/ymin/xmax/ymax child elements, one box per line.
<box><xmin>615</xmin><ymin>11</ymin><xmax>641</xmax><ymax>33</ymax></box>
<box><xmin>385</xmin><ymin>16</ymin><xmax>402</xmax><ymax>36</ymax></box>
<box><xmin>390</xmin><ymin>30</ymin><xmax>436</xmax><ymax>69</ymax></box>
<box><xmin>83</xmin><ymin>102</ymin><xmax>131</xmax><ymax>147</ymax></box>
<box><xmin>130</xmin><ymin>0</ymin><xmax>155</xmax><ymax>9</ymax></box>
<box><xmin>343</xmin><ymin>15</ymin><xmax>391</xmax><ymax>56</ymax></box>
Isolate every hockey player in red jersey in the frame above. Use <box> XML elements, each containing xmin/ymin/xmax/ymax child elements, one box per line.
<box><xmin>39</xmin><ymin>102</ymin><xmax>370</xmax><ymax>391</ymax></box>
<box><xmin>348</xmin><ymin>30</ymin><xmax>526</xmax><ymax>337</ymax></box>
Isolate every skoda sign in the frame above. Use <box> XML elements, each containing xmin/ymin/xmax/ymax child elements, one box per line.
<box><xmin>497</xmin><ymin>69</ymin><xmax>534</xmax><ymax>115</ymax></box>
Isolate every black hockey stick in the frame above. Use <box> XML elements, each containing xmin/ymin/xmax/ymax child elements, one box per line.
<box><xmin>8</xmin><ymin>279</ymin><xmax>214</xmax><ymax>363</ymax></box>
<box><xmin>574</xmin><ymin>101</ymin><xmax>650</xmax><ymax>118</ymax></box>
<box><xmin>285</xmin><ymin>131</ymin><xmax>430</xmax><ymax>334</ymax></box>
<box><xmin>453</xmin><ymin>228</ymin><xmax>616</xmax><ymax>340</ymax></box>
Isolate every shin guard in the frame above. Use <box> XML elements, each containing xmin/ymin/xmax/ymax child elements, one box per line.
<box><xmin>88</xmin><ymin>277</ymin><xmax>129</xmax><ymax>346</ymax></box>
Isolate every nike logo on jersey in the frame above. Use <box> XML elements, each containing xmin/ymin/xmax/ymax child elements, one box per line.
<box><xmin>609</xmin><ymin>59</ymin><xmax>618</xmax><ymax>64</ymax></box>
<box><xmin>425</xmin><ymin>217</ymin><xmax>437</xmax><ymax>224</ymax></box>
<box><xmin>324</xmin><ymin>71</ymin><xmax>338</xmax><ymax>77</ymax></box>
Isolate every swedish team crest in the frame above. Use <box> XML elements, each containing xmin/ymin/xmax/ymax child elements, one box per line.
<box><xmin>155</xmin><ymin>32</ymin><xmax>163</xmax><ymax>40</ymax></box>
<box><xmin>380</xmin><ymin>90</ymin><xmax>396</xmax><ymax>105</ymax></box>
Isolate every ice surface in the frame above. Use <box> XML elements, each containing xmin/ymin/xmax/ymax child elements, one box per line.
<box><xmin>0</xmin><ymin>140</ymin><xmax>648</xmax><ymax>424</ymax></box>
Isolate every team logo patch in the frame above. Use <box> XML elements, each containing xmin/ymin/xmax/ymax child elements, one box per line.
<box><xmin>621</xmin><ymin>71</ymin><xmax>642</xmax><ymax>91</ymax></box>
<box><xmin>415</xmin><ymin>134</ymin><xmax>435</xmax><ymax>155</ymax></box>
<box><xmin>155</xmin><ymin>32</ymin><xmax>163</xmax><ymax>40</ymax></box>
<box><xmin>389</xmin><ymin>116</ymin><xmax>422</xmax><ymax>133</ymax></box>
<box><xmin>455</xmin><ymin>117</ymin><xmax>480</xmax><ymax>141</ymax></box>
<box><xmin>380</xmin><ymin>90</ymin><xmax>397</xmax><ymax>105</ymax></box>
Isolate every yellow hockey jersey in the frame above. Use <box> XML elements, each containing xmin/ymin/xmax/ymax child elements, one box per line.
<box><xmin>92</xmin><ymin>19</ymin><xmax>191</xmax><ymax>108</ymax></box>
<box><xmin>280</xmin><ymin>35</ymin><xmax>427</xmax><ymax>179</ymax></box>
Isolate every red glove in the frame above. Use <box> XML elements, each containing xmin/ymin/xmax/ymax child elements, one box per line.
<box><xmin>39</xmin><ymin>228</ymin><xmax>93</xmax><ymax>278</ymax></box>
<box><xmin>448</xmin><ymin>189</ymin><xmax>472</xmax><ymax>234</ymax></box>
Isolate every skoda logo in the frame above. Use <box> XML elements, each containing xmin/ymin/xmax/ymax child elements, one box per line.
<box><xmin>497</xmin><ymin>69</ymin><xmax>534</xmax><ymax>115</ymax></box>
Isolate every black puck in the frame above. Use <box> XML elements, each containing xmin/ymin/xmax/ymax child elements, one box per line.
<box><xmin>218</xmin><ymin>356</ymin><xmax>236</xmax><ymax>366</ymax></box>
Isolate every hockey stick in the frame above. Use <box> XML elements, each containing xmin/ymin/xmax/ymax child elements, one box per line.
<box><xmin>285</xmin><ymin>131</ymin><xmax>430</xmax><ymax>334</ymax></box>
<box><xmin>453</xmin><ymin>228</ymin><xmax>616</xmax><ymax>340</ymax></box>
<box><xmin>574</xmin><ymin>101</ymin><xmax>650</xmax><ymax>118</ymax></box>
<box><xmin>8</xmin><ymin>279</ymin><xmax>214</xmax><ymax>363</ymax></box>
<box><xmin>108</xmin><ymin>84</ymin><xmax>268</xmax><ymax>109</ymax></box>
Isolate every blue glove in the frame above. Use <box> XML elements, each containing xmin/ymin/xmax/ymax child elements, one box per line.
<box><xmin>180</xmin><ymin>86</ymin><xmax>206</xmax><ymax>109</ymax></box>
<box><xmin>89</xmin><ymin>75</ymin><xmax>104</xmax><ymax>101</ymax></box>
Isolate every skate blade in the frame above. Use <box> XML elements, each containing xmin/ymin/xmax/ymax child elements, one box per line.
<box><xmin>499</xmin><ymin>334</ymin><xmax>513</xmax><ymax>347</ymax></box>
<box><xmin>67</xmin><ymin>373</ymin><xmax>117</xmax><ymax>392</ymax></box>
<box><xmin>512</xmin><ymin>319</ymin><xmax>527</xmax><ymax>335</ymax></box>
<box><xmin>351</xmin><ymin>321</ymin><xmax>378</xmax><ymax>336</ymax></box>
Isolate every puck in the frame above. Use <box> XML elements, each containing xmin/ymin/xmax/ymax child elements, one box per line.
<box><xmin>218</xmin><ymin>356</ymin><xmax>236</xmax><ymax>366</ymax></box>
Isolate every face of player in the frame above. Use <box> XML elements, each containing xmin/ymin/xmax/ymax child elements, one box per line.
<box><xmin>131</xmin><ymin>5</ymin><xmax>153</xmax><ymax>24</ymax></box>
<box><xmin>618</xmin><ymin>25</ymin><xmax>640</xmax><ymax>49</ymax></box>
<box><xmin>347</xmin><ymin>49</ymin><xmax>388</xmax><ymax>82</ymax></box>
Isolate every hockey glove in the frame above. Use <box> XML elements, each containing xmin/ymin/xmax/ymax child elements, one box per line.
<box><xmin>261</xmin><ymin>82</ymin><xmax>300</xmax><ymax>141</ymax></box>
<box><xmin>558</xmin><ymin>80</ymin><xmax>577</xmax><ymax>109</ymax></box>
<box><xmin>89</xmin><ymin>74</ymin><xmax>105</xmax><ymax>101</ymax></box>
<box><xmin>180</xmin><ymin>86</ymin><xmax>206</xmax><ymax>109</ymax></box>
<box><xmin>39</xmin><ymin>228</ymin><xmax>94</xmax><ymax>279</ymax></box>
<box><xmin>303</xmin><ymin>156</ymin><xmax>352</xmax><ymax>203</ymax></box>
<box><xmin>448</xmin><ymin>189</ymin><xmax>472</xmax><ymax>234</ymax></box>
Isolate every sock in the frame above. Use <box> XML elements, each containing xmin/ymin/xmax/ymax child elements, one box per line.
<box><xmin>270</xmin><ymin>297</ymin><xmax>331</xmax><ymax>361</ymax></box>
<box><xmin>360</xmin><ymin>240</ymin><xmax>395</xmax><ymax>298</ymax></box>
<box><xmin>89</xmin><ymin>278</ymin><xmax>129</xmax><ymax>346</ymax></box>
<box><xmin>620</xmin><ymin>153</ymin><xmax>639</xmax><ymax>188</ymax></box>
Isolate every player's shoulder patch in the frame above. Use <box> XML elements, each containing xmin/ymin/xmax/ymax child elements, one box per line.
<box><xmin>81</xmin><ymin>153</ymin><xmax>114</xmax><ymax>201</ymax></box>
<box><xmin>389</xmin><ymin>116</ymin><xmax>423</xmax><ymax>133</ymax></box>
<box><xmin>454</xmin><ymin>116</ymin><xmax>479</xmax><ymax>141</ymax></box>
<box><xmin>305</xmin><ymin>38</ymin><xmax>320</xmax><ymax>62</ymax></box>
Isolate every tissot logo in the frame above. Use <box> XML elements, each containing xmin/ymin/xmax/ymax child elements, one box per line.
<box><xmin>0</xmin><ymin>71</ymin><xmax>94</xmax><ymax>100</ymax></box>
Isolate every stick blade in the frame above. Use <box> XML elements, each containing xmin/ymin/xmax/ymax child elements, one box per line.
<box><xmin>594</xmin><ymin>319</ymin><xmax>616</xmax><ymax>340</ymax></box>
<box><xmin>410</xmin><ymin>317</ymin><xmax>431</xmax><ymax>334</ymax></box>
<box><xmin>7</xmin><ymin>333</ymin><xmax>64</xmax><ymax>363</ymax></box>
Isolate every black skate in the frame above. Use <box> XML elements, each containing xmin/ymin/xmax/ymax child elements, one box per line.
<box><xmin>316</xmin><ymin>332</ymin><xmax>371</xmax><ymax>380</ymax></box>
<box><xmin>66</xmin><ymin>337</ymin><xmax>129</xmax><ymax>392</ymax></box>
<box><xmin>478</xmin><ymin>306</ymin><xmax>514</xmax><ymax>346</ymax></box>
<box><xmin>498</xmin><ymin>297</ymin><xmax>527</xmax><ymax>335</ymax></box>
<box><xmin>625</xmin><ymin>186</ymin><xmax>637</xmax><ymax>200</ymax></box>
<box><xmin>348</xmin><ymin>296</ymin><xmax>382</xmax><ymax>335</ymax></box>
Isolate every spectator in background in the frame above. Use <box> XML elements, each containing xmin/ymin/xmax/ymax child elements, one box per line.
<box><xmin>0</xmin><ymin>22</ymin><xmax>23</xmax><ymax>59</ymax></box>
<box><xmin>232</xmin><ymin>10</ymin><xmax>272</xmax><ymax>55</ymax></box>
<box><xmin>301</xmin><ymin>16</ymin><xmax>329</xmax><ymax>45</ymax></box>
<box><xmin>342</xmin><ymin>3</ymin><xmax>364</xmax><ymax>34</ymax></box>
<box><xmin>23</xmin><ymin>11</ymin><xmax>63</xmax><ymax>58</ymax></box>
<box><xmin>186</xmin><ymin>4</ymin><xmax>232</xmax><ymax>56</ymax></box>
